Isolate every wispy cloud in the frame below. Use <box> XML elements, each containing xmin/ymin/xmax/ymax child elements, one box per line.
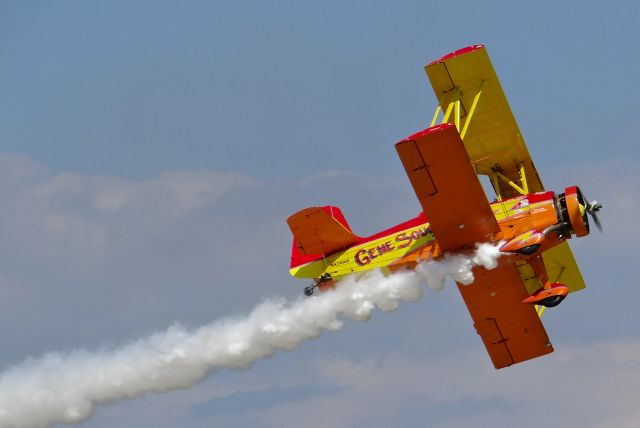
<box><xmin>259</xmin><ymin>338</ymin><xmax>640</xmax><ymax>428</ymax></box>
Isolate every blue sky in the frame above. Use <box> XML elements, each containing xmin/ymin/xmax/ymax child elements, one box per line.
<box><xmin>1</xmin><ymin>1</ymin><xmax>639</xmax><ymax>427</ymax></box>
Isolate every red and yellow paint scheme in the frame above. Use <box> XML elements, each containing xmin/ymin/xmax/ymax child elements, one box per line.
<box><xmin>286</xmin><ymin>45</ymin><xmax>602</xmax><ymax>369</ymax></box>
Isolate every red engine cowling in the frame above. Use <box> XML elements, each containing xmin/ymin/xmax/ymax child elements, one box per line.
<box><xmin>561</xmin><ymin>186</ymin><xmax>590</xmax><ymax>237</ymax></box>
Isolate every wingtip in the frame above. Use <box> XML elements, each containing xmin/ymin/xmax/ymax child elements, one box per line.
<box><xmin>426</xmin><ymin>44</ymin><xmax>486</xmax><ymax>67</ymax></box>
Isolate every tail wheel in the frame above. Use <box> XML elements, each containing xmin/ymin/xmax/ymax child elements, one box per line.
<box><xmin>304</xmin><ymin>273</ymin><xmax>333</xmax><ymax>296</ymax></box>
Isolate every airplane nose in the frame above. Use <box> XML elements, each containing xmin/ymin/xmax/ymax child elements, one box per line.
<box><xmin>561</xmin><ymin>186</ymin><xmax>602</xmax><ymax>237</ymax></box>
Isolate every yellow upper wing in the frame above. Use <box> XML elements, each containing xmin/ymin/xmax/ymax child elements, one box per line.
<box><xmin>425</xmin><ymin>45</ymin><xmax>543</xmax><ymax>199</ymax></box>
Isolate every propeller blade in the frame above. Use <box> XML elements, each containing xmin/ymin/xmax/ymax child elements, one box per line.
<box><xmin>590</xmin><ymin>211</ymin><xmax>602</xmax><ymax>232</ymax></box>
<box><xmin>582</xmin><ymin>193</ymin><xmax>603</xmax><ymax>233</ymax></box>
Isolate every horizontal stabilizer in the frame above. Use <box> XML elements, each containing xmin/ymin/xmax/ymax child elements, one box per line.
<box><xmin>287</xmin><ymin>206</ymin><xmax>359</xmax><ymax>257</ymax></box>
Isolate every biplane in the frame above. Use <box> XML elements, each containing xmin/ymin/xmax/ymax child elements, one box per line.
<box><xmin>286</xmin><ymin>45</ymin><xmax>602</xmax><ymax>369</ymax></box>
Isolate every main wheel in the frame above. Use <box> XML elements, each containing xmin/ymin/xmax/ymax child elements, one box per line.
<box><xmin>304</xmin><ymin>286</ymin><xmax>314</xmax><ymax>296</ymax></box>
<box><xmin>539</xmin><ymin>295</ymin><xmax>565</xmax><ymax>307</ymax></box>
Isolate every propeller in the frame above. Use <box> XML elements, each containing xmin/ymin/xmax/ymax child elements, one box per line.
<box><xmin>582</xmin><ymin>193</ymin><xmax>603</xmax><ymax>232</ymax></box>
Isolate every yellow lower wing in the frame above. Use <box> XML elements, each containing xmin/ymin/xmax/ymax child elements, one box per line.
<box><xmin>516</xmin><ymin>241</ymin><xmax>586</xmax><ymax>295</ymax></box>
<box><xmin>542</xmin><ymin>241</ymin><xmax>586</xmax><ymax>293</ymax></box>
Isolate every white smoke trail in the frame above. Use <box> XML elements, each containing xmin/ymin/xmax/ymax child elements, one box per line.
<box><xmin>416</xmin><ymin>242</ymin><xmax>502</xmax><ymax>290</ymax></box>
<box><xmin>0</xmin><ymin>243</ymin><xmax>502</xmax><ymax>428</ymax></box>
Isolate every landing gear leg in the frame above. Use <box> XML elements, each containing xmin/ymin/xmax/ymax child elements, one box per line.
<box><xmin>522</xmin><ymin>255</ymin><xmax>569</xmax><ymax>307</ymax></box>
